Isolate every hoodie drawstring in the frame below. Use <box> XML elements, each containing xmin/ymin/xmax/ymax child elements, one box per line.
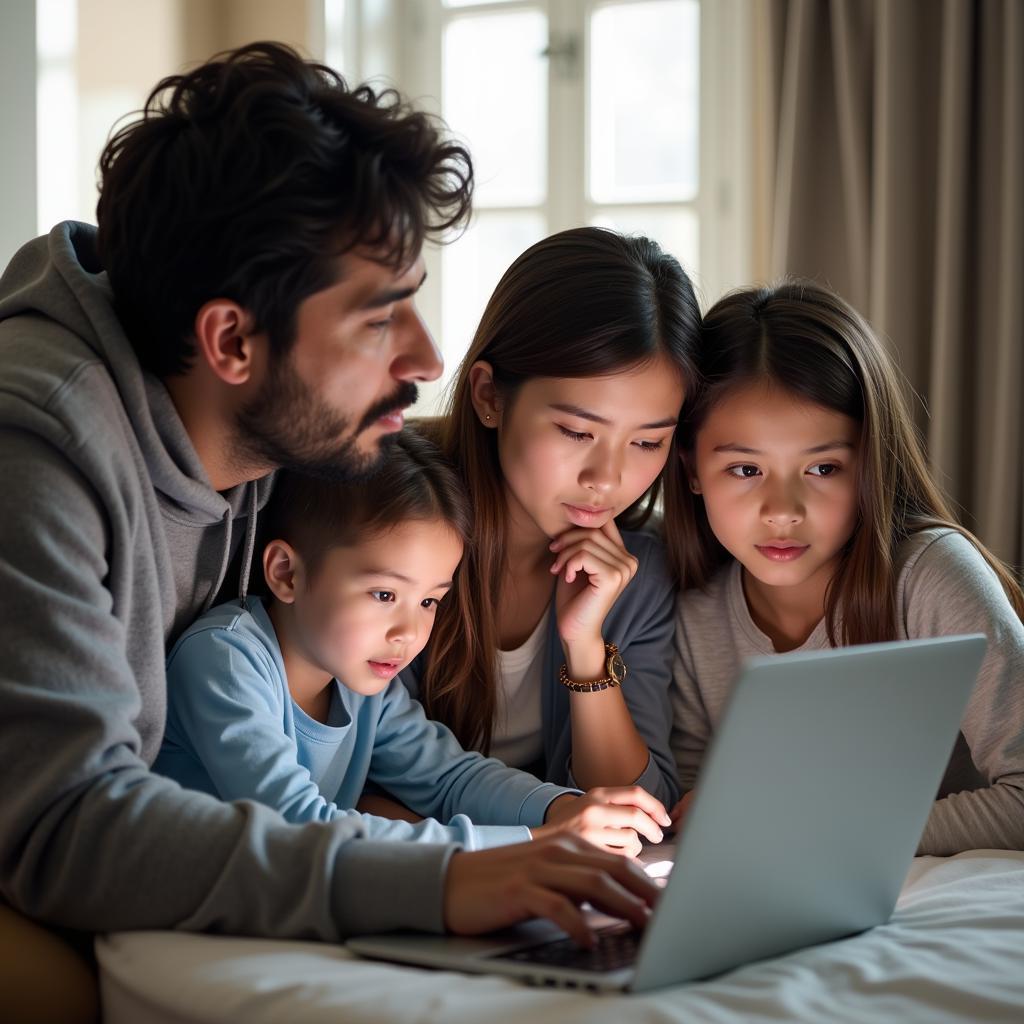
<box><xmin>237</xmin><ymin>482</ymin><xmax>259</xmax><ymax>601</ymax></box>
<box><xmin>201</xmin><ymin>508</ymin><xmax>233</xmax><ymax>615</ymax></box>
<box><xmin>198</xmin><ymin>482</ymin><xmax>259</xmax><ymax>613</ymax></box>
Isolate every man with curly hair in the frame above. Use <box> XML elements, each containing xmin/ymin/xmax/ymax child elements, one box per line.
<box><xmin>0</xmin><ymin>43</ymin><xmax>658</xmax><ymax>1022</ymax></box>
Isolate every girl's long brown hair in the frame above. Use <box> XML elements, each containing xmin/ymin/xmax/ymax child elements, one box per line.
<box><xmin>420</xmin><ymin>227</ymin><xmax>701</xmax><ymax>752</ymax></box>
<box><xmin>665</xmin><ymin>280</ymin><xmax>1024</xmax><ymax>645</ymax></box>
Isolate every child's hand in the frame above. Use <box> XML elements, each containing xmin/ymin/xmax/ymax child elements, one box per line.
<box><xmin>532</xmin><ymin>787</ymin><xmax>671</xmax><ymax>857</ymax></box>
<box><xmin>551</xmin><ymin>519</ymin><xmax>638</xmax><ymax>649</ymax></box>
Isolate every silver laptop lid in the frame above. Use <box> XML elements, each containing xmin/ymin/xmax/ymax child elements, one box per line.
<box><xmin>631</xmin><ymin>633</ymin><xmax>987</xmax><ymax>990</ymax></box>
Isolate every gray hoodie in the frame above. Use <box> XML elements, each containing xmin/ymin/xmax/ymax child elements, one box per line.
<box><xmin>0</xmin><ymin>222</ymin><xmax>455</xmax><ymax>939</ymax></box>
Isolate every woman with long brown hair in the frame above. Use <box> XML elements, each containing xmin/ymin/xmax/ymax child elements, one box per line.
<box><xmin>404</xmin><ymin>226</ymin><xmax>701</xmax><ymax>810</ymax></box>
<box><xmin>666</xmin><ymin>280</ymin><xmax>1024</xmax><ymax>854</ymax></box>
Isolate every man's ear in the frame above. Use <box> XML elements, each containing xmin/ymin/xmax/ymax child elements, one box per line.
<box><xmin>193</xmin><ymin>299</ymin><xmax>261</xmax><ymax>386</ymax></box>
<box><xmin>467</xmin><ymin>360</ymin><xmax>502</xmax><ymax>427</ymax></box>
<box><xmin>263</xmin><ymin>540</ymin><xmax>303</xmax><ymax>604</ymax></box>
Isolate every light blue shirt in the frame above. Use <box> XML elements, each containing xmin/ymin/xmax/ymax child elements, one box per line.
<box><xmin>155</xmin><ymin>598</ymin><xmax>576</xmax><ymax>849</ymax></box>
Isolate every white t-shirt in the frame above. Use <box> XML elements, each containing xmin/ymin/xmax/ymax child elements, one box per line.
<box><xmin>491</xmin><ymin>606</ymin><xmax>550</xmax><ymax>769</ymax></box>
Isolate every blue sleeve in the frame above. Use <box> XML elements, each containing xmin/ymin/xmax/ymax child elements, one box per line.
<box><xmin>368</xmin><ymin>679</ymin><xmax>578</xmax><ymax>837</ymax></box>
<box><xmin>163</xmin><ymin>627</ymin><xmax>532</xmax><ymax>850</ymax></box>
<box><xmin>566</xmin><ymin>530</ymin><xmax>682</xmax><ymax>807</ymax></box>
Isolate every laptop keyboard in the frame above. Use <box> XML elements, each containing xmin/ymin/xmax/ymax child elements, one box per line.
<box><xmin>493</xmin><ymin>927</ymin><xmax>642</xmax><ymax>973</ymax></box>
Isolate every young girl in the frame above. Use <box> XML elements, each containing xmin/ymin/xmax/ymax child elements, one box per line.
<box><xmin>403</xmin><ymin>227</ymin><xmax>701</xmax><ymax>808</ymax></box>
<box><xmin>666</xmin><ymin>281</ymin><xmax>1024</xmax><ymax>855</ymax></box>
<box><xmin>154</xmin><ymin>430</ymin><xmax>669</xmax><ymax>853</ymax></box>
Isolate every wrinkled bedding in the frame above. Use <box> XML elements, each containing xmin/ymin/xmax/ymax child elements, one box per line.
<box><xmin>97</xmin><ymin>850</ymin><xmax>1024</xmax><ymax>1023</ymax></box>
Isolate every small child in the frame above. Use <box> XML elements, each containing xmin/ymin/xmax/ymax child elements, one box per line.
<box><xmin>155</xmin><ymin>430</ymin><xmax>667</xmax><ymax>851</ymax></box>
<box><xmin>665</xmin><ymin>281</ymin><xmax>1024</xmax><ymax>856</ymax></box>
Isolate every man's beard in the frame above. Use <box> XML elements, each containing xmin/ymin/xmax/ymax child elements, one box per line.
<box><xmin>232</xmin><ymin>353</ymin><xmax>417</xmax><ymax>482</ymax></box>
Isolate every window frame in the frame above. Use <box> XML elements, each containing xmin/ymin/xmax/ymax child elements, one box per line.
<box><xmin>330</xmin><ymin>0</ymin><xmax>753</xmax><ymax>408</ymax></box>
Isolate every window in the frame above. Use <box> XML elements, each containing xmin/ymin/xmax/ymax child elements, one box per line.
<box><xmin>35</xmin><ymin>0</ymin><xmax>78</xmax><ymax>235</ymax></box>
<box><xmin>332</xmin><ymin>0</ymin><xmax>753</xmax><ymax>410</ymax></box>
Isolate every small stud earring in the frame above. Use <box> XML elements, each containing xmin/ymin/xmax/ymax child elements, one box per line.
<box><xmin>690</xmin><ymin>481</ymin><xmax>702</xmax><ymax>494</ymax></box>
<box><xmin>485</xmin><ymin>414</ymin><xmax>492</xmax><ymax>422</ymax></box>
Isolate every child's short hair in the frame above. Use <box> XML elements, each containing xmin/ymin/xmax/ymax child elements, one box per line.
<box><xmin>261</xmin><ymin>430</ymin><xmax>471</xmax><ymax>581</ymax></box>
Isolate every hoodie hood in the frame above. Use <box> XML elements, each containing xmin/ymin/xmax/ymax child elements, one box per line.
<box><xmin>0</xmin><ymin>222</ymin><xmax>272</xmax><ymax>621</ymax></box>
<box><xmin>0</xmin><ymin>222</ymin><xmax>241</xmax><ymax>524</ymax></box>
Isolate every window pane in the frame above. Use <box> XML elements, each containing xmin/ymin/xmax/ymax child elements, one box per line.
<box><xmin>444</xmin><ymin>10</ymin><xmax>547</xmax><ymax>206</ymax></box>
<box><xmin>324</xmin><ymin>0</ymin><xmax>346</xmax><ymax>73</ymax></box>
<box><xmin>36</xmin><ymin>0</ymin><xmax>78</xmax><ymax>234</ymax></box>
<box><xmin>589</xmin><ymin>0</ymin><xmax>699</xmax><ymax>204</ymax></box>
<box><xmin>592</xmin><ymin>206</ymin><xmax>699</xmax><ymax>280</ymax></box>
<box><xmin>441</xmin><ymin>210</ymin><xmax>547</xmax><ymax>380</ymax></box>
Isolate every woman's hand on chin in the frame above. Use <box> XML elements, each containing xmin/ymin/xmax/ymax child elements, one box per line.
<box><xmin>551</xmin><ymin>518</ymin><xmax>638</xmax><ymax>649</ymax></box>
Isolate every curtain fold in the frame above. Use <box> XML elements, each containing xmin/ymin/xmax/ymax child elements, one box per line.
<box><xmin>757</xmin><ymin>0</ymin><xmax>1024</xmax><ymax>567</ymax></box>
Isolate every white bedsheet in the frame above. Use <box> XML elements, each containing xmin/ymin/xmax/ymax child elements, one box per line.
<box><xmin>98</xmin><ymin>850</ymin><xmax>1024</xmax><ymax>1024</ymax></box>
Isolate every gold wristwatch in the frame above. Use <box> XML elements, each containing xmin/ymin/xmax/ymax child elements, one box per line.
<box><xmin>559</xmin><ymin>642</ymin><xmax>627</xmax><ymax>692</ymax></box>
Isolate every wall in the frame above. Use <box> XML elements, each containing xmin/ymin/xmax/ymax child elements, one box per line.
<box><xmin>30</xmin><ymin>0</ymin><xmax>325</xmax><ymax>234</ymax></box>
<box><xmin>1</xmin><ymin>1</ymin><xmax>38</xmax><ymax>266</ymax></box>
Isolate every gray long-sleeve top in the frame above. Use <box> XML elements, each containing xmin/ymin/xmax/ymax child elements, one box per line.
<box><xmin>0</xmin><ymin>222</ymin><xmax>456</xmax><ymax>939</ymax></box>
<box><xmin>670</xmin><ymin>528</ymin><xmax>1024</xmax><ymax>856</ymax></box>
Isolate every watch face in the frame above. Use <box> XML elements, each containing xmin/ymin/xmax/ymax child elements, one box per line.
<box><xmin>608</xmin><ymin>651</ymin><xmax>627</xmax><ymax>684</ymax></box>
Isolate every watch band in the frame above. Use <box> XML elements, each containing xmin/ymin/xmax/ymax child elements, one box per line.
<box><xmin>559</xmin><ymin>641</ymin><xmax>626</xmax><ymax>692</ymax></box>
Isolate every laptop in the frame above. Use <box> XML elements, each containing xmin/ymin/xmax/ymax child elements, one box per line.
<box><xmin>348</xmin><ymin>634</ymin><xmax>987</xmax><ymax>992</ymax></box>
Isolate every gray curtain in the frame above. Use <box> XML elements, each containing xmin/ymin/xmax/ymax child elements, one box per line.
<box><xmin>756</xmin><ymin>0</ymin><xmax>1024</xmax><ymax>568</ymax></box>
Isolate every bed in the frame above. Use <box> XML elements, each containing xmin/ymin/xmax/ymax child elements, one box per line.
<box><xmin>97</xmin><ymin>849</ymin><xmax>1024</xmax><ymax>1023</ymax></box>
